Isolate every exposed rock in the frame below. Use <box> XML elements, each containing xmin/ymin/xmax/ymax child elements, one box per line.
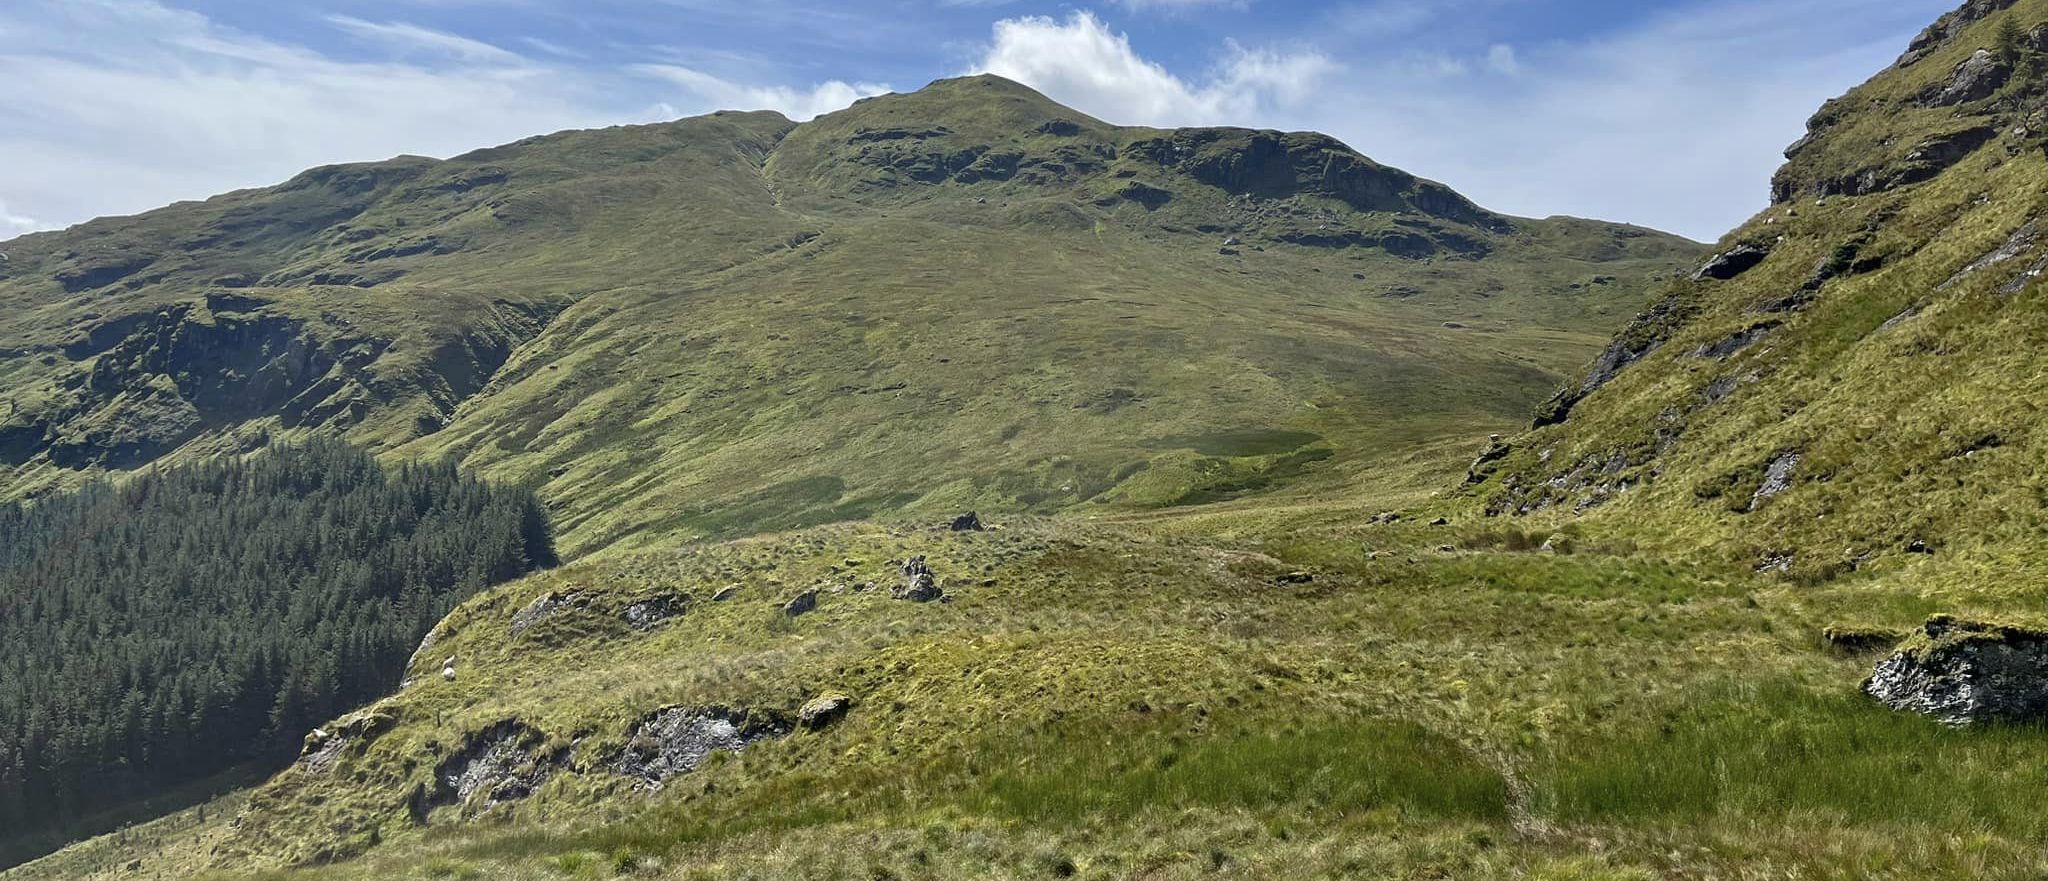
<box><xmin>1895</xmin><ymin>0</ymin><xmax>2019</xmax><ymax>68</ymax></box>
<box><xmin>797</xmin><ymin>692</ymin><xmax>855</xmax><ymax>730</ymax></box>
<box><xmin>1865</xmin><ymin>616</ymin><xmax>2048</xmax><ymax>724</ymax></box>
<box><xmin>298</xmin><ymin>704</ymin><xmax>398</xmax><ymax>774</ymax></box>
<box><xmin>893</xmin><ymin>555</ymin><xmax>944</xmax><ymax>602</ymax></box>
<box><xmin>1748</xmin><ymin>451</ymin><xmax>1801</xmax><ymax>511</ymax></box>
<box><xmin>1921</xmin><ymin>49</ymin><xmax>2011</xmax><ymax>106</ymax></box>
<box><xmin>1692</xmin><ymin>323</ymin><xmax>1777</xmax><ymax>359</ymax></box>
<box><xmin>949</xmin><ymin>512</ymin><xmax>985</xmax><ymax>532</ymax></box>
<box><xmin>781</xmin><ymin>588</ymin><xmax>819</xmax><ymax>617</ymax></box>
<box><xmin>1534</xmin><ymin>288</ymin><xmax>1694</xmax><ymax>426</ymax></box>
<box><xmin>622</xmin><ymin>594</ymin><xmax>686</xmax><ymax>631</ymax></box>
<box><xmin>1465</xmin><ymin>434</ymin><xmax>1510</xmax><ymax>485</ymax></box>
<box><xmin>1274</xmin><ymin>571</ymin><xmax>1314</xmax><ymax>585</ymax></box>
<box><xmin>712</xmin><ymin>584</ymin><xmax>741</xmax><ymax>602</ymax></box>
<box><xmin>400</xmin><ymin>627</ymin><xmax>442</xmax><ymax>689</ymax></box>
<box><xmin>1693</xmin><ymin>244</ymin><xmax>1771</xmax><ymax>281</ymax></box>
<box><xmin>419</xmin><ymin>721</ymin><xmax>564</xmax><ymax>818</ymax></box>
<box><xmin>611</xmin><ymin>707</ymin><xmax>785</xmax><ymax>789</ymax></box>
<box><xmin>510</xmin><ymin>590</ymin><xmax>588</xmax><ymax>635</ymax></box>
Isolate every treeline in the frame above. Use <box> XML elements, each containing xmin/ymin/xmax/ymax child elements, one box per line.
<box><xmin>0</xmin><ymin>440</ymin><xmax>554</xmax><ymax>866</ymax></box>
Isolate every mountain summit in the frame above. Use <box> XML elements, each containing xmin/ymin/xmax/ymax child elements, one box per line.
<box><xmin>0</xmin><ymin>75</ymin><xmax>1694</xmax><ymax>556</ymax></box>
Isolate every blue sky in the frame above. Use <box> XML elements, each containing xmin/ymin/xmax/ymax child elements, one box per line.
<box><xmin>0</xmin><ymin>0</ymin><xmax>1955</xmax><ymax>241</ymax></box>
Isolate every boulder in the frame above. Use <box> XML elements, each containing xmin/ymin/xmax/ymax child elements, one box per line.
<box><xmin>798</xmin><ymin>692</ymin><xmax>855</xmax><ymax>730</ymax></box>
<box><xmin>1865</xmin><ymin>616</ymin><xmax>2048</xmax><ymax>724</ymax></box>
<box><xmin>949</xmin><ymin>512</ymin><xmax>985</xmax><ymax>531</ymax></box>
<box><xmin>893</xmin><ymin>555</ymin><xmax>944</xmax><ymax>602</ymax></box>
<box><xmin>712</xmin><ymin>584</ymin><xmax>741</xmax><ymax>602</ymax></box>
<box><xmin>441</xmin><ymin>655</ymin><xmax>458</xmax><ymax>682</ymax></box>
<box><xmin>782</xmin><ymin>589</ymin><xmax>818</xmax><ymax>617</ymax></box>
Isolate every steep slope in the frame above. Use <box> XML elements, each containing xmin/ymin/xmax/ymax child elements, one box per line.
<box><xmin>1473</xmin><ymin>0</ymin><xmax>2048</xmax><ymax>599</ymax></box>
<box><xmin>0</xmin><ymin>77</ymin><xmax>1698</xmax><ymax>556</ymax></box>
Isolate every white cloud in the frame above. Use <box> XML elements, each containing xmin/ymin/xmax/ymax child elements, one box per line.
<box><xmin>972</xmin><ymin>0</ymin><xmax>1947</xmax><ymax>240</ymax></box>
<box><xmin>633</xmin><ymin>65</ymin><xmax>890</xmax><ymax>121</ymax></box>
<box><xmin>0</xmin><ymin>199</ymin><xmax>42</xmax><ymax>237</ymax></box>
<box><xmin>325</xmin><ymin>15</ymin><xmax>524</xmax><ymax>64</ymax></box>
<box><xmin>0</xmin><ymin>0</ymin><xmax>880</xmax><ymax>235</ymax></box>
<box><xmin>973</xmin><ymin>12</ymin><xmax>1335</xmax><ymax>127</ymax></box>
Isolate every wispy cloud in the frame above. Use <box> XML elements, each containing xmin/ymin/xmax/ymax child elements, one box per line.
<box><xmin>633</xmin><ymin>64</ymin><xmax>890</xmax><ymax>120</ymax></box>
<box><xmin>0</xmin><ymin>0</ymin><xmax>885</xmax><ymax>234</ymax></box>
<box><xmin>325</xmin><ymin>15</ymin><xmax>524</xmax><ymax>64</ymax></box>
<box><xmin>0</xmin><ymin>199</ymin><xmax>41</xmax><ymax>237</ymax></box>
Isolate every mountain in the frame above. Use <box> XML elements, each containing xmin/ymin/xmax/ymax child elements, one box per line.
<box><xmin>31</xmin><ymin>23</ymin><xmax>2048</xmax><ymax>880</ymax></box>
<box><xmin>0</xmin><ymin>76</ymin><xmax>1695</xmax><ymax>557</ymax></box>
<box><xmin>1472</xmin><ymin>0</ymin><xmax>2048</xmax><ymax>600</ymax></box>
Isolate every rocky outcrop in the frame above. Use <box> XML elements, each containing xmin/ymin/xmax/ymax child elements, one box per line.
<box><xmin>1895</xmin><ymin>0</ymin><xmax>2020</xmax><ymax>68</ymax></box>
<box><xmin>1748</xmin><ymin>451</ymin><xmax>1801</xmax><ymax>510</ymax></box>
<box><xmin>1865</xmin><ymin>616</ymin><xmax>2048</xmax><ymax>725</ymax></box>
<box><xmin>1921</xmin><ymin>49</ymin><xmax>2012</xmax><ymax>106</ymax></box>
<box><xmin>611</xmin><ymin>707</ymin><xmax>787</xmax><ymax>790</ymax></box>
<box><xmin>949</xmin><ymin>512</ymin><xmax>985</xmax><ymax>532</ymax></box>
<box><xmin>1464</xmin><ymin>435</ymin><xmax>1510</xmax><ymax>485</ymax></box>
<box><xmin>1693</xmin><ymin>244</ymin><xmax>1772</xmax><ymax>281</ymax></box>
<box><xmin>297</xmin><ymin>704</ymin><xmax>398</xmax><ymax>774</ymax></box>
<box><xmin>1533</xmin><ymin>289</ymin><xmax>1697</xmax><ymax>427</ymax></box>
<box><xmin>893</xmin><ymin>556</ymin><xmax>944</xmax><ymax>602</ymax></box>
<box><xmin>509</xmin><ymin>590</ymin><xmax>588</xmax><ymax>635</ymax></box>
<box><xmin>415</xmin><ymin>721</ymin><xmax>564</xmax><ymax>820</ymax></box>
<box><xmin>622</xmin><ymin>594</ymin><xmax>686</xmax><ymax>630</ymax></box>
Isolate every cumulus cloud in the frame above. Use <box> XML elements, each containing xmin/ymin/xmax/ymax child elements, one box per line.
<box><xmin>971</xmin><ymin>0</ymin><xmax>1940</xmax><ymax>239</ymax></box>
<box><xmin>973</xmin><ymin>12</ymin><xmax>1335</xmax><ymax>126</ymax></box>
<box><xmin>633</xmin><ymin>65</ymin><xmax>890</xmax><ymax>121</ymax></box>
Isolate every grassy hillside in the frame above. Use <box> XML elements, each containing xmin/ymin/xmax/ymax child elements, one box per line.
<box><xmin>1475</xmin><ymin>0</ymin><xmax>2048</xmax><ymax>615</ymax></box>
<box><xmin>18</xmin><ymin>512</ymin><xmax>2048</xmax><ymax>880</ymax></box>
<box><xmin>0</xmin><ymin>76</ymin><xmax>1696</xmax><ymax>557</ymax></box>
<box><xmin>17</xmin><ymin>5</ymin><xmax>2048</xmax><ymax>876</ymax></box>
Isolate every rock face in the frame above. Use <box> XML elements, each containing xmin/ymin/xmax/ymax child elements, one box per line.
<box><xmin>1866</xmin><ymin>616</ymin><xmax>2048</xmax><ymax>725</ymax></box>
<box><xmin>1923</xmin><ymin>49</ymin><xmax>2012</xmax><ymax>106</ymax></box>
<box><xmin>611</xmin><ymin>707</ymin><xmax>785</xmax><ymax>790</ymax></box>
<box><xmin>893</xmin><ymin>556</ymin><xmax>944</xmax><ymax>602</ymax></box>
<box><xmin>415</xmin><ymin>721</ymin><xmax>563</xmax><ymax>820</ymax></box>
